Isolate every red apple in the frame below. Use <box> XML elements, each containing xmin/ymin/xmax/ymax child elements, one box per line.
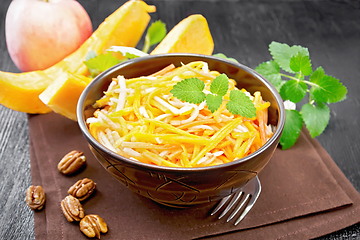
<box><xmin>5</xmin><ymin>0</ymin><xmax>93</xmax><ymax>72</ymax></box>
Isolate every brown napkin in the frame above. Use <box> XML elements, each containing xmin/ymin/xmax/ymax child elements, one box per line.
<box><xmin>28</xmin><ymin>112</ymin><xmax>360</xmax><ymax>240</ymax></box>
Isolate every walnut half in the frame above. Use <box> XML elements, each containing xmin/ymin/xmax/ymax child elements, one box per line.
<box><xmin>60</xmin><ymin>195</ymin><xmax>85</xmax><ymax>222</ymax></box>
<box><xmin>80</xmin><ymin>214</ymin><xmax>108</xmax><ymax>239</ymax></box>
<box><xmin>68</xmin><ymin>178</ymin><xmax>96</xmax><ymax>201</ymax></box>
<box><xmin>58</xmin><ymin>150</ymin><xmax>86</xmax><ymax>175</ymax></box>
<box><xmin>26</xmin><ymin>185</ymin><xmax>46</xmax><ymax>210</ymax></box>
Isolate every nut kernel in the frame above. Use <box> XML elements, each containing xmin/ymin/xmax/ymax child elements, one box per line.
<box><xmin>26</xmin><ymin>185</ymin><xmax>46</xmax><ymax>210</ymax></box>
<box><xmin>60</xmin><ymin>195</ymin><xmax>85</xmax><ymax>222</ymax></box>
<box><xmin>80</xmin><ymin>214</ymin><xmax>108</xmax><ymax>239</ymax></box>
<box><xmin>68</xmin><ymin>178</ymin><xmax>96</xmax><ymax>201</ymax></box>
<box><xmin>58</xmin><ymin>150</ymin><xmax>86</xmax><ymax>175</ymax></box>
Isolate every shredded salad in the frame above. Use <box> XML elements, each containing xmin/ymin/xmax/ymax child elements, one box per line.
<box><xmin>86</xmin><ymin>61</ymin><xmax>273</xmax><ymax>168</ymax></box>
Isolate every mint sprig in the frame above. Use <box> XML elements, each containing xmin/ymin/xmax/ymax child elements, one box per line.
<box><xmin>256</xmin><ymin>41</ymin><xmax>347</xmax><ymax>149</ymax></box>
<box><xmin>170</xmin><ymin>74</ymin><xmax>256</xmax><ymax>118</ymax></box>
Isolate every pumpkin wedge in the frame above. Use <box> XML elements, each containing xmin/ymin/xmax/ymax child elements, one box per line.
<box><xmin>0</xmin><ymin>0</ymin><xmax>155</xmax><ymax>114</ymax></box>
<box><xmin>150</xmin><ymin>14</ymin><xmax>214</xmax><ymax>55</ymax></box>
<box><xmin>39</xmin><ymin>72</ymin><xmax>91</xmax><ymax>121</ymax></box>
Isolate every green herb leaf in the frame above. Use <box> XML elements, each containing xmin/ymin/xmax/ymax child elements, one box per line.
<box><xmin>253</xmin><ymin>41</ymin><xmax>347</xmax><ymax>149</ymax></box>
<box><xmin>280</xmin><ymin>109</ymin><xmax>303</xmax><ymax>149</ymax></box>
<box><xmin>269</xmin><ymin>41</ymin><xmax>309</xmax><ymax>73</ymax></box>
<box><xmin>84</xmin><ymin>52</ymin><xmax>121</xmax><ymax>77</ymax></box>
<box><xmin>170</xmin><ymin>77</ymin><xmax>206</xmax><ymax>104</ymax></box>
<box><xmin>255</xmin><ymin>60</ymin><xmax>283</xmax><ymax>89</ymax></box>
<box><xmin>213</xmin><ymin>53</ymin><xmax>239</xmax><ymax>63</ymax></box>
<box><xmin>210</xmin><ymin>74</ymin><xmax>229</xmax><ymax>96</ymax></box>
<box><xmin>171</xmin><ymin>75</ymin><xmax>257</xmax><ymax>118</ymax></box>
<box><xmin>301</xmin><ymin>103</ymin><xmax>330</xmax><ymax>138</ymax></box>
<box><xmin>226</xmin><ymin>90</ymin><xmax>257</xmax><ymax>118</ymax></box>
<box><xmin>309</xmin><ymin>70</ymin><xmax>347</xmax><ymax>103</ymax></box>
<box><xmin>280</xmin><ymin>80</ymin><xmax>307</xmax><ymax>103</ymax></box>
<box><xmin>289</xmin><ymin>50</ymin><xmax>313</xmax><ymax>76</ymax></box>
<box><xmin>142</xmin><ymin>20</ymin><xmax>167</xmax><ymax>53</ymax></box>
<box><xmin>206</xmin><ymin>94</ymin><xmax>223</xmax><ymax>113</ymax></box>
<box><xmin>309</xmin><ymin>66</ymin><xmax>325</xmax><ymax>81</ymax></box>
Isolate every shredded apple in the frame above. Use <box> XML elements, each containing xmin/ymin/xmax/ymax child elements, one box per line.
<box><xmin>87</xmin><ymin>61</ymin><xmax>273</xmax><ymax>167</ymax></box>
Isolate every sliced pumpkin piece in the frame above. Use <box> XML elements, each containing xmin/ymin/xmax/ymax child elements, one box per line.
<box><xmin>0</xmin><ymin>0</ymin><xmax>155</xmax><ymax>114</ymax></box>
<box><xmin>39</xmin><ymin>72</ymin><xmax>91</xmax><ymax>121</ymax></box>
<box><xmin>0</xmin><ymin>70</ymin><xmax>55</xmax><ymax>113</ymax></box>
<box><xmin>150</xmin><ymin>14</ymin><xmax>214</xmax><ymax>55</ymax></box>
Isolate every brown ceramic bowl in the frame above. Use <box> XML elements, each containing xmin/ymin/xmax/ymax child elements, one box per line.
<box><xmin>77</xmin><ymin>53</ymin><xmax>285</xmax><ymax>207</ymax></box>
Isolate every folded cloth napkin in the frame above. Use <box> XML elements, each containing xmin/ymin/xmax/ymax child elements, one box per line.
<box><xmin>28</xmin><ymin>112</ymin><xmax>360</xmax><ymax>240</ymax></box>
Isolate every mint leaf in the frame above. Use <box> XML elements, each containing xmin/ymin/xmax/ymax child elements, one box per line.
<box><xmin>210</xmin><ymin>74</ymin><xmax>229</xmax><ymax>96</ymax></box>
<box><xmin>84</xmin><ymin>51</ymin><xmax>121</xmax><ymax>77</ymax></box>
<box><xmin>269</xmin><ymin>42</ymin><xmax>309</xmax><ymax>73</ymax></box>
<box><xmin>142</xmin><ymin>20</ymin><xmax>167</xmax><ymax>53</ymax></box>
<box><xmin>290</xmin><ymin>50</ymin><xmax>313</xmax><ymax>76</ymax></box>
<box><xmin>255</xmin><ymin>60</ymin><xmax>282</xmax><ymax>89</ymax></box>
<box><xmin>206</xmin><ymin>94</ymin><xmax>223</xmax><ymax>113</ymax></box>
<box><xmin>280</xmin><ymin>80</ymin><xmax>307</xmax><ymax>103</ymax></box>
<box><xmin>213</xmin><ymin>53</ymin><xmax>239</xmax><ymax>63</ymax></box>
<box><xmin>226</xmin><ymin>90</ymin><xmax>257</xmax><ymax>118</ymax></box>
<box><xmin>147</xmin><ymin>20</ymin><xmax>167</xmax><ymax>46</ymax></box>
<box><xmin>280</xmin><ymin>109</ymin><xmax>303</xmax><ymax>149</ymax></box>
<box><xmin>301</xmin><ymin>103</ymin><xmax>330</xmax><ymax>138</ymax></box>
<box><xmin>170</xmin><ymin>77</ymin><xmax>205</xmax><ymax>104</ymax></box>
<box><xmin>84</xmin><ymin>52</ymin><xmax>121</xmax><ymax>77</ymax></box>
<box><xmin>309</xmin><ymin>66</ymin><xmax>325</xmax><ymax>82</ymax></box>
<box><xmin>310</xmin><ymin>74</ymin><xmax>347</xmax><ymax>103</ymax></box>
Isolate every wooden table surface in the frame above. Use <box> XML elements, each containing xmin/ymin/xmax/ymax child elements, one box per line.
<box><xmin>0</xmin><ymin>0</ymin><xmax>359</xmax><ymax>239</ymax></box>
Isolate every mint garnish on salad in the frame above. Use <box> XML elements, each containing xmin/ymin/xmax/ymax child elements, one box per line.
<box><xmin>170</xmin><ymin>74</ymin><xmax>257</xmax><ymax>118</ymax></box>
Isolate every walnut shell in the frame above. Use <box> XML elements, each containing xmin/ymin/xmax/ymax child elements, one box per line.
<box><xmin>80</xmin><ymin>214</ymin><xmax>108</xmax><ymax>239</ymax></box>
<box><xmin>58</xmin><ymin>150</ymin><xmax>86</xmax><ymax>175</ymax></box>
<box><xmin>26</xmin><ymin>185</ymin><xmax>46</xmax><ymax>210</ymax></box>
<box><xmin>68</xmin><ymin>178</ymin><xmax>96</xmax><ymax>201</ymax></box>
<box><xmin>60</xmin><ymin>195</ymin><xmax>85</xmax><ymax>222</ymax></box>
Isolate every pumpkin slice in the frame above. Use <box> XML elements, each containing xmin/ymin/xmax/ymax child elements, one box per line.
<box><xmin>39</xmin><ymin>72</ymin><xmax>91</xmax><ymax>121</ymax></box>
<box><xmin>0</xmin><ymin>0</ymin><xmax>155</xmax><ymax>114</ymax></box>
<box><xmin>0</xmin><ymin>70</ymin><xmax>55</xmax><ymax>113</ymax></box>
<box><xmin>150</xmin><ymin>14</ymin><xmax>214</xmax><ymax>55</ymax></box>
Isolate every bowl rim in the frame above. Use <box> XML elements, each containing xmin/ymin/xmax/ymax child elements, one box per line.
<box><xmin>77</xmin><ymin>53</ymin><xmax>285</xmax><ymax>173</ymax></box>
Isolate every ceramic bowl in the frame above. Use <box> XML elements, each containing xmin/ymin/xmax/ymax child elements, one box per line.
<box><xmin>77</xmin><ymin>53</ymin><xmax>285</xmax><ymax>207</ymax></box>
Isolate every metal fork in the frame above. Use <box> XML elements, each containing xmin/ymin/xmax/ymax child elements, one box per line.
<box><xmin>211</xmin><ymin>176</ymin><xmax>261</xmax><ymax>225</ymax></box>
